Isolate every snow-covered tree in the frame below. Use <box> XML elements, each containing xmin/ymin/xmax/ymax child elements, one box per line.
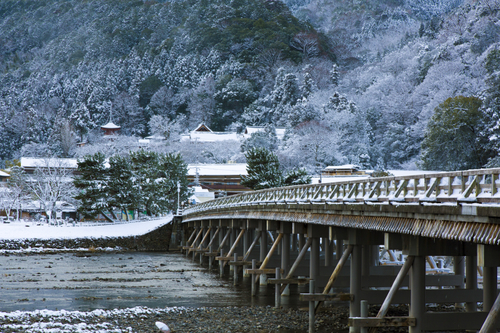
<box><xmin>28</xmin><ymin>158</ymin><xmax>76</xmax><ymax>223</ymax></box>
<box><xmin>241</xmin><ymin>147</ymin><xmax>283</xmax><ymax>190</ymax></box>
<box><xmin>2</xmin><ymin>166</ymin><xmax>30</xmax><ymax>221</ymax></box>
<box><xmin>73</xmin><ymin>153</ymin><xmax>113</xmax><ymax>221</ymax></box>
<box><xmin>107</xmin><ymin>154</ymin><xmax>137</xmax><ymax>220</ymax></box>
<box><xmin>70</xmin><ymin>103</ymin><xmax>95</xmax><ymax>143</ymax></box>
<box><xmin>241</xmin><ymin>124</ymin><xmax>279</xmax><ymax>152</ymax></box>
<box><xmin>187</xmin><ymin>74</ymin><xmax>216</xmax><ymax>128</ymax></box>
<box><xmin>129</xmin><ymin>150</ymin><xmax>190</xmax><ymax>216</ymax></box>
<box><xmin>242</xmin><ymin>147</ymin><xmax>310</xmax><ymax>190</ymax></box>
<box><xmin>420</xmin><ymin>96</ymin><xmax>493</xmax><ymax>170</ymax></box>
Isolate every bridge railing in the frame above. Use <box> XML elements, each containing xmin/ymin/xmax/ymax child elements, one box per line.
<box><xmin>183</xmin><ymin>168</ymin><xmax>500</xmax><ymax>216</ymax></box>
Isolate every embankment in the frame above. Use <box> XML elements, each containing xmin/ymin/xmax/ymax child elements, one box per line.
<box><xmin>0</xmin><ymin>222</ymin><xmax>174</xmax><ymax>252</ymax></box>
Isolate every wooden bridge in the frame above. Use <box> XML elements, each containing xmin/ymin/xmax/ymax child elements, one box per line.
<box><xmin>178</xmin><ymin>168</ymin><xmax>500</xmax><ymax>332</ymax></box>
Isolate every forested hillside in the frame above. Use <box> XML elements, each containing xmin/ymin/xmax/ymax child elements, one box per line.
<box><xmin>0</xmin><ymin>0</ymin><xmax>499</xmax><ymax>172</ymax></box>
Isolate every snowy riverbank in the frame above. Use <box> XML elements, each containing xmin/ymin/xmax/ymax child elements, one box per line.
<box><xmin>0</xmin><ymin>215</ymin><xmax>173</xmax><ymax>240</ymax></box>
<box><xmin>0</xmin><ymin>304</ymin><xmax>353</xmax><ymax>333</ymax></box>
<box><xmin>0</xmin><ymin>215</ymin><xmax>174</xmax><ymax>254</ymax></box>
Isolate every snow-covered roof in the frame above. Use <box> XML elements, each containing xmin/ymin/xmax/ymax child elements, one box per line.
<box><xmin>144</xmin><ymin>134</ymin><xmax>166</xmax><ymax>141</ymax></box>
<box><xmin>181</xmin><ymin>131</ymin><xmax>243</xmax><ymax>142</ymax></box>
<box><xmin>193</xmin><ymin>123</ymin><xmax>212</xmax><ymax>132</ymax></box>
<box><xmin>20</xmin><ymin>157</ymin><xmax>78</xmax><ymax>169</ymax></box>
<box><xmin>0</xmin><ymin>170</ymin><xmax>10</xmax><ymax>177</ymax></box>
<box><xmin>188</xmin><ymin>163</ymin><xmax>248</xmax><ymax>176</ymax></box>
<box><xmin>101</xmin><ymin>121</ymin><xmax>121</xmax><ymax>129</ymax></box>
<box><xmin>324</xmin><ymin>164</ymin><xmax>361</xmax><ymax>171</ymax></box>
<box><xmin>243</xmin><ymin>126</ymin><xmax>286</xmax><ymax>140</ymax></box>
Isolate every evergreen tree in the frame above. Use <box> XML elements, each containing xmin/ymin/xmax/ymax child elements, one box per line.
<box><xmin>157</xmin><ymin>152</ymin><xmax>191</xmax><ymax>213</ymax></box>
<box><xmin>107</xmin><ymin>154</ymin><xmax>137</xmax><ymax>220</ymax></box>
<box><xmin>70</xmin><ymin>103</ymin><xmax>95</xmax><ymax>143</ymax></box>
<box><xmin>420</xmin><ymin>96</ymin><xmax>493</xmax><ymax>170</ymax></box>
<box><xmin>284</xmin><ymin>167</ymin><xmax>311</xmax><ymax>186</ymax></box>
<box><xmin>129</xmin><ymin>150</ymin><xmax>190</xmax><ymax>216</ymax></box>
<box><xmin>241</xmin><ymin>147</ymin><xmax>283</xmax><ymax>190</ymax></box>
<box><xmin>73</xmin><ymin>153</ymin><xmax>113</xmax><ymax>221</ymax></box>
<box><xmin>242</xmin><ymin>147</ymin><xmax>311</xmax><ymax>190</ymax></box>
<box><xmin>330</xmin><ymin>64</ymin><xmax>340</xmax><ymax>86</ymax></box>
<box><xmin>301</xmin><ymin>71</ymin><xmax>315</xmax><ymax>99</ymax></box>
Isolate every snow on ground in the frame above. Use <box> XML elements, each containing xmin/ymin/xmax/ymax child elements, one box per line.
<box><xmin>0</xmin><ymin>215</ymin><xmax>173</xmax><ymax>240</ymax></box>
<box><xmin>0</xmin><ymin>306</ymin><xmax>188</xmax><ymax>333</ymax></box>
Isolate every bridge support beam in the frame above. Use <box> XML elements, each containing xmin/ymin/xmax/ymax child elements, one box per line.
<box><xmin>350</xmin><ymin>243</ymin><xmax>362</xmax><ymax>333</ymax></box>
<box><xmin>281</xmin><ymin>223</ymin><xmax>291</xmax><ymax>295</ymax></box>
<box><xmin>479</xmin><ymin>244</ymin><xmax>500</xmax><ymax>313</ymax></box>
<box><xmin>308</xmin><ymin>224</ymin><xmax>328</xmax><ymax>294</ymax></box>
<box><xmin>259</xmin><ymin>221</ymin><xmax>268</xmax><ymax>285</ymax></box>
<box><xmin>466</xmin><ymin>254</ymin><xmax>478</xmax><ymax>312</ymax></box>
<box><xmin>409</xmin><ymin>255</ymin><xmax>425</xmax><ymax>333</ymax></box>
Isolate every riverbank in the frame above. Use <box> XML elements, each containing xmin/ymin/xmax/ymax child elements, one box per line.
<box><xmin>0</xmin><ymin>216</ymin><xmax>174</xmax><ymax>252</ymax></box>
<box><xmin>0</xmin><ymin>304</ymin><xmax>351</xmax><ymax>333</ymax></box>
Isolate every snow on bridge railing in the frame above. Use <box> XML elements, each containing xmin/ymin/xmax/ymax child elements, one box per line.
<box><xmin>183</xmin><ymin>168</ymin><xmax>500</xmax><ymax>216</ymax></box>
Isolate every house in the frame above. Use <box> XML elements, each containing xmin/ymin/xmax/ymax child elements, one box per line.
<box><xmin>20</xmin><ymin>157</ymin><xmax>78</xmax><ymax>175</ymax></box>
<box><xmin>321</xmin><ymin>165</ymin><xmax>369</xmax><ymax>176</ymax></box>
<box><xmin>0</xmin><ymin>170</ymin><xmax>10</xmax><ymax>185</ymax></box>
<box><xmin>180</xmin><ymin>123</ymin><xmax>242</xmax><ymax>142</ymax></box>
<box><xmin>187</xmin><ymin>163</ymin><xmax>250</xmax><ymax>197</ymax></box>
<box><xmin>180</xmin><ymin>124</ymin><xmax>287</xmax><ymax>143</ymax></box>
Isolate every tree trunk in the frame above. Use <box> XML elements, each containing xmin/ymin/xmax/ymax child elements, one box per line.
<box><xmin>109</xmin><ymin>209</ymin><xmax>117</xmax><ymax>221</ymax></box>
<box><xmin>99</xmin><ymin>211</ymin><xmax>114</xmax><ymax>223</ymax></box>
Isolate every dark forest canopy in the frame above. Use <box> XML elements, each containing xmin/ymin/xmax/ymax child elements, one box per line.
<box><xmin>0</xmin><ymin>0</ymin><xmax>499</xmax><ymax>172</ymax></box>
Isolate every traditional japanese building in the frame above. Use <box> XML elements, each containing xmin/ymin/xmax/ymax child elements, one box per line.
<box><xmin>101</xmin><ymin>121</ymin><xmax>121</xmax><ymax>136</ymax></box>
<box><xmin>187</xmin><ymin>163</ymin><xmax>250</xmax><ymax>197</ymax></box>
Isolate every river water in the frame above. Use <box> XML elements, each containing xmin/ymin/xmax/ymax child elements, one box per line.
<box><xmin>0</xmin><ymin>251</ymin><xmax>306</xmax><ymax>312</ymax></box>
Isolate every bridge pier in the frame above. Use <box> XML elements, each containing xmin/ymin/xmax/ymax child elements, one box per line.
<box><xmin>259</xmin><ymin>221</ymin><xmax>268</xmax><ymax>285</ymax></box>
<box><xmin>281</xmin><ymin>223</ymin><xmax>291</xmax><ymax>296</ymax></box>
<box><xmin>466</xmin><ymin>254</ymin><xmax>478</xmax><ymax>312</ymax></box>
<box><xmin>409</xmin><ymin>254</ymin><xmax>425</xmax><ymax>333</ymax></box>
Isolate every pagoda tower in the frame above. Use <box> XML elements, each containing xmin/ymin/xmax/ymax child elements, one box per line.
<box><xmin>101</xmin><ymin>121</ymin><xmax>121</xmax><ymax>135</ymax></box>
<box><xmin>101</xmin><ymin>108</ymin><xmax>121</xmax><ymax>136</ymax></box>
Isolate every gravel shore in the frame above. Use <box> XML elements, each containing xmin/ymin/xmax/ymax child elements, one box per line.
<box><xmin>0</xmin><ymin>304</ymin><xmax>350</xmax><ymax>333</ymax></box>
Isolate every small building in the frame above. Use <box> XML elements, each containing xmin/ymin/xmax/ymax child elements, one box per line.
<box><xmin>0</xmin><ymin>170</ymin><xmax>10</xmax><ymax>185</ymax></box>
<box><xmin>20</xmin><ymin>157</ymin><xmax>78</xmax><ymax>175</ymax></box>
<box><xmin>322</xmin><ymin>165</ymin><xmax>368</xmax><ymax>176</ymax></box>
<box><xmin>187</xmin><ymin>163</ymin><xmax>250</xmax><ymax>197</ymax></box>
<box><xmin>190</xmin><ymin>186</ymin><xmax>215</xmax><ymax>204</ymax></box>
<box><xmin>181</xmin><ymin>123</ymin><xmax>242</xmax><ymax>142</ymax></box>
<box><xmin>101</xmin><ymin>121</ymin><xmax>121</xmax><ymax>136</ymax></box>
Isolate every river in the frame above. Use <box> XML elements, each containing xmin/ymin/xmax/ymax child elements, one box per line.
<box><xmin>0</xmin><ymin>251</ymin><xmax>306</xmax><ymax>312</ymax></box>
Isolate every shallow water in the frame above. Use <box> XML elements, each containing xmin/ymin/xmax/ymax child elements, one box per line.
<box><xmin>0</xmin><ymin>252</ymin><xmax>306</xmax><ymax>312</ymax></box>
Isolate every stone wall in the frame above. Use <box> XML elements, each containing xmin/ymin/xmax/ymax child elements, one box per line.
<box><xmin>0</xmin><ymin>222</ymin><xmax>174</xmax><ymax>252</ymax></box>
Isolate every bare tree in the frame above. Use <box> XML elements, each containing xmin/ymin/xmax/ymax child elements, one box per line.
<box><xmin>290</xmin><ymin>32</ymin><xmax>320</xmax><ymax>59</ymax></box>
<box><xmin>7</xmin><ymin>166</ymin><xmax>30</xmax><ymax>221</ymax></box>
<box><xmin>26</xmin><ymin>159</ymin><xmax>76</xmax><ymax>223</ymax></box>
